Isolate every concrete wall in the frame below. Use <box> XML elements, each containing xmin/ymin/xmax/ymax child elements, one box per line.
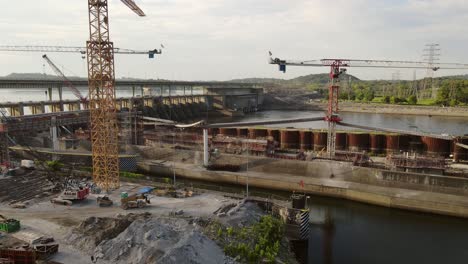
<box><xmin>133</xmin><ymin>145</ymin><xmax>468</xmax><ymax>196</ymax></box>
<box><xmin>138</xmin><ymin>160</ymin><xmax>468</xmax><ymax>218</ymax></box>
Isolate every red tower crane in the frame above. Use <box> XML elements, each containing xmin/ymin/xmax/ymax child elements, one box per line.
<box><xmin>269</xmin><ymin>56</ymin><xmax>468</xmax><ymax>158</ymax></box>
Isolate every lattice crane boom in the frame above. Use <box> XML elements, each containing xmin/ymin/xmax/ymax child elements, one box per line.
<box><xmin>120</xmin><ymin>0</ymin><xmax>146</xmax><ymax>16</ymax></box>
<box><xmin>42</xmin><ymin>54</ymin><xmax>88</xmax><ymax>102</ymax></box>
<box><xmin>0</xmin><ymin>45</ymin><xmax>162</xmax><ymax>57</ymax></box>
<box><xmin>270</xmin><ymin>58</ymin><xmax>468</xmax><ymax>71</ymax></box>
<box><xmin>270</xmin><ymin>55</ymin><xmax>468</xmax><ymax>158</ymax></box>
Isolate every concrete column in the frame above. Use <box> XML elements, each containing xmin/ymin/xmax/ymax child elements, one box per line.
<box><xmin>203</xmin><ymin>129</ymin><xmax>209</xmax><ymax>167</ymax></box>
<box><xmin>9</xmin><ymin>105</ymin><xmax>24</xmax><ymax>117</ymax></box>
<box><xmin>57</xmin><ymin>86</ymin><xmax>63</xmax><ymax>101</ymax></box>
<box><xmin>50</xmin><ymin>117</ymin><xmax>59</xmax><ymax>160</ymax></box>
<box><xmin>30</xmin><ymin>105</ymin><xmax>45</xmax><ymax>115</ymax></box>
<box><xmin>68</xmin><ymin>103</ymin><xmax>80</xmax><ymax>112</ymax></box>
<box><xmin>48</xmin><ymin>87</ymin><xmax>53</xmax><ymax>101</ymax></box>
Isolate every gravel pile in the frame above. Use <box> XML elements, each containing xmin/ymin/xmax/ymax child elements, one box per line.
<box><xmin>93</xmin><ymin>217</ymin><xmax>228</xmax><ymax>264</ymax></box>
<box><xmin>217</xmin><ymin>200</ymin><xmax>266</xmax><ymax>228</ymax></box>
<box><xmin>67</xmin><ymin>213</ymin><xmax>151</xmax><ymax>254</ymax></box>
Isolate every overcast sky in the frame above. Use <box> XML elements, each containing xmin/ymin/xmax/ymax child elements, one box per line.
<box><xmin>1</xmin><ymin>0</ymin><xmax>468</xmax><ymax>81</ymax></box>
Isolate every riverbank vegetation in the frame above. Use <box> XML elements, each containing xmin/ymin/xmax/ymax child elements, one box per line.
<box><xmin>205</xmin><ymin>215</ymin><xmax>297</xmax><ymax>264</ymax></box>
<box><xmin>248</xmin><ymin>72</ymin><xmax>468</xmax><ymax>108</ymax></box>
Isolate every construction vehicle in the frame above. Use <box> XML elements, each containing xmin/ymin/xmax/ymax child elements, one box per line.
<box><xmin>0</xmin><ymin>215</ymin><xmax>20</xmax><ymax>233</ymax></box>
<box><xmin>97</xmin><ymin>195</ymin><xmax>113</xmax><ymax>207</ymax></box>
<box><xmin>51</xmin><ymin>185</ymin><xmax>90</xmax><ymax>206</ymax></box>
<box><xmin>120</xmin><ymin>192</ymin><xmax>149</xmax><ymax>210</ymax></box>
<box><xmin>60</xmin><ymin>186</ymin><xmax>90</xmax><ymax>200</ymax></box>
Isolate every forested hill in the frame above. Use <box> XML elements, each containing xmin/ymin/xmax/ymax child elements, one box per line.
<box><xmin>230</xmin><ymin>73</ymin><xmax>359</xmax><ymax>87</ymax></box>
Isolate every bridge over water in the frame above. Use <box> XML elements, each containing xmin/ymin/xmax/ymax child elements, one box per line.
<box><xmin>0</xmin><ymin>79</ymin><xmax>264</xmax><ymax>116</ymax></box>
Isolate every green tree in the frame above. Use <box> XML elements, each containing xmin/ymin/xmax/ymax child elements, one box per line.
<box><xmin>363</xmin><ymin>88</ymin><xmax>375</xmax><ymax>101</ymax></box>
<box><xmin>45</xmin><ymin>160</ymin><xmax>64</xmax><ymax>172</ymax></box>
<box><xmin>383</xmin><ymin>95</ymin><xmax>390</xmax><ymax>104</ymax></box>
<box><xmin>436</xmin><ymin>85</ymin><xmax>450</xmax><ymax>105</ymax></box>
<box><xmin>407</xmin><ymin>95</ymin><xmax>417</xmax><ymax>105</ymax></box>
<box><xmin>449</xmin><ymin>99</ymin><xmax>458</xmax><ymax>107</ymax></box>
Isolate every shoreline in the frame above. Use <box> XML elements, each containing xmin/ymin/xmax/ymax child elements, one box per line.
<box><xmin>317</xmin><ymin>102</ymin><xmax>468</xmax><ymax>117</ymax></box>
<box><xmin>262</xmin><ymin>99</ymin><xmax>468</xmax><ymax>117</ymax></box>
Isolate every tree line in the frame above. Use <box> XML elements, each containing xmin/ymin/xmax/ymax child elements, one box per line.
<box><xmin>316</xmin><ymin>78</ymin><xmax>468</xmax><ymax>106</ymax></box>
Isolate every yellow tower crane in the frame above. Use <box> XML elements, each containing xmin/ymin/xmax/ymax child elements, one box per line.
<box><xmin>86</xmin><ymin>0</ymin><xmax>146</xmax><ymax>191</ymax></box>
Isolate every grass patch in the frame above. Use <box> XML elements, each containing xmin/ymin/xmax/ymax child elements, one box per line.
<box><xmin>79</xmin><ymin>167</ymin><xmax>144</xmax><ymax>179</ymax></box>
<box><xmin>417</xmin><ymin>98</ymin><xmax>436</xmax><ymax>106</ymax></box>
<box><xmin>120</xmin><ymin>171</ymin><xmax>144</xmax><ymax>179</ymax></box>
<box><xmin>371</xmin><ymin>97</ymin><xmax>385</xmax><ymax>103</ymax></box>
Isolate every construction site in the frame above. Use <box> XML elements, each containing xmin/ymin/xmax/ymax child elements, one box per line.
<box><xmin>1</xmin><ymin>1</ymin><xmax>468</xmax><ymax>264</ymax></box>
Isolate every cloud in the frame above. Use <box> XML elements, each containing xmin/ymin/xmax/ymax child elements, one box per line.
<box><xmin>0</xmin><ymin>0</ymin><xmax>467</xmax><ymax>81</ymax></box>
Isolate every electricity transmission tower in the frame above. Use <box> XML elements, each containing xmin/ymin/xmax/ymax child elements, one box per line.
<box><xmin>422</xmin><ymin>43</ymin><xmax>441</xmax><ymax>99</ymax></box>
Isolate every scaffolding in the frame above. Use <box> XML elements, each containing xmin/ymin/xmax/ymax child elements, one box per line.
<box><xmin>386</xmin><ymin>154</ymin><xmax>445</xmax><ymax>170</ymax></box>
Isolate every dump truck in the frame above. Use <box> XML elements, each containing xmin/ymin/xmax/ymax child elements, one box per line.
<box><xmin>120</xmin><ymin>192</ymin><xmax>149</xmax><ymax>210</ymax></box>
<box><xmin>0</xmin><ymin>215</ymin><xmax>20</xmax><ymax>233</ymax></box>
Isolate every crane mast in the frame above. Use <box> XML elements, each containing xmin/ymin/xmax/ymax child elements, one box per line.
<box><xmin>86</xmin><ymin>0</ymin><xmax>147</xmax><ymax>191</ymax></box>
<box><xmin>270</xmin><ymin>56</ymin><xmax>468</xmax><ymax>158</ymax></box>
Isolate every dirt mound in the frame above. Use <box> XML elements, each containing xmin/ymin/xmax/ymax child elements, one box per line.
<box><xmin>94</xmin><ymin>217</ymin><xmax>228</xmax><ymax>264</ymax></box>
<box><xmin>217</xmin><ymin>200</ymin><xmax>266</xmax><ymax>228</ymax></box>
<box><xmin>67</xmin><ymin>213</ymin><xmax>151</xmax><ymax>254</ymax></box>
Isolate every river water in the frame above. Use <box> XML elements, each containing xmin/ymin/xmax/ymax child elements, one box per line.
<box><xmin>232</xmin><ymin>110</ymin><xmax>468</xmax><ymax>136</ymax></box>
<box><xmin>306</xmin><ymin>194</ymin><xmax>468</xmax><ymax>264</ymax></box>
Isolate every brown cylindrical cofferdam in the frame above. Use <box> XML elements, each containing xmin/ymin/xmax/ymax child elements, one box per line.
<box><xmin>237</xmin><ymin>128</ymin><xmax>248</xmax><ymax>138</ymax></box>
<box><xmin>313</xmin><ymin>131</ymin><xmax>327</xmax><ymax>151</ymax></box>
<box><xmin>348</xmin><ymin>133</ymin><xmax>370</xmax><ymax>152</ymax></box>
<box><xmin>386</xmin><ymin>134</ymin><xmax>400</xmax><ymax>154</ymax></box>
<box><xmin>251</xmin><ymin>128</ymin><xmax>268</xmax><ymax>139</ymax></box>
<box><xmin>219</xmin><ymin>128</ymin><xmax>237</xmax><ymax>137</ymax></box>
<box><xmin>267</xmin><ymin>129</ymin><xmax>280</xmax><ymax>143</ymax></box>
<box><xmin>370</xmin><ymin>134</ymin><xmax>386</xmax><ymax>154</ymax></box>
<box><xmin>208</xmin><ymin>128</ymin><xmax>219</xmax><ymax>136</ymax></box>
<box><xmin>421</xmin><ymin>136</ymin><xmax>451</xmax><ymax>157</ymax></box>
<box><xmin>280</xmin><ymin>130</ymin><xmax>300</xmax><ymax>149</ymax></box>
<box><xmin>299</xmin><ymin>131</ymin><xmax>312</xmax><ymax>150</ymax></box>
<box><xmin>335</xmin><ymin>132</ymin><xmax>347</xmax><ymax>150</ymax></box>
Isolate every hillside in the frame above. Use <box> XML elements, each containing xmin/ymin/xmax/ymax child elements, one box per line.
<box><xmin>1</xmin><ymin>73</ymin><xmax>84</xmax><ymax>80</ymax></box>
<box><xmin>231</xmin><ymin>73</ymin><xmax>360</xmax><ymax>87</ymax></box>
